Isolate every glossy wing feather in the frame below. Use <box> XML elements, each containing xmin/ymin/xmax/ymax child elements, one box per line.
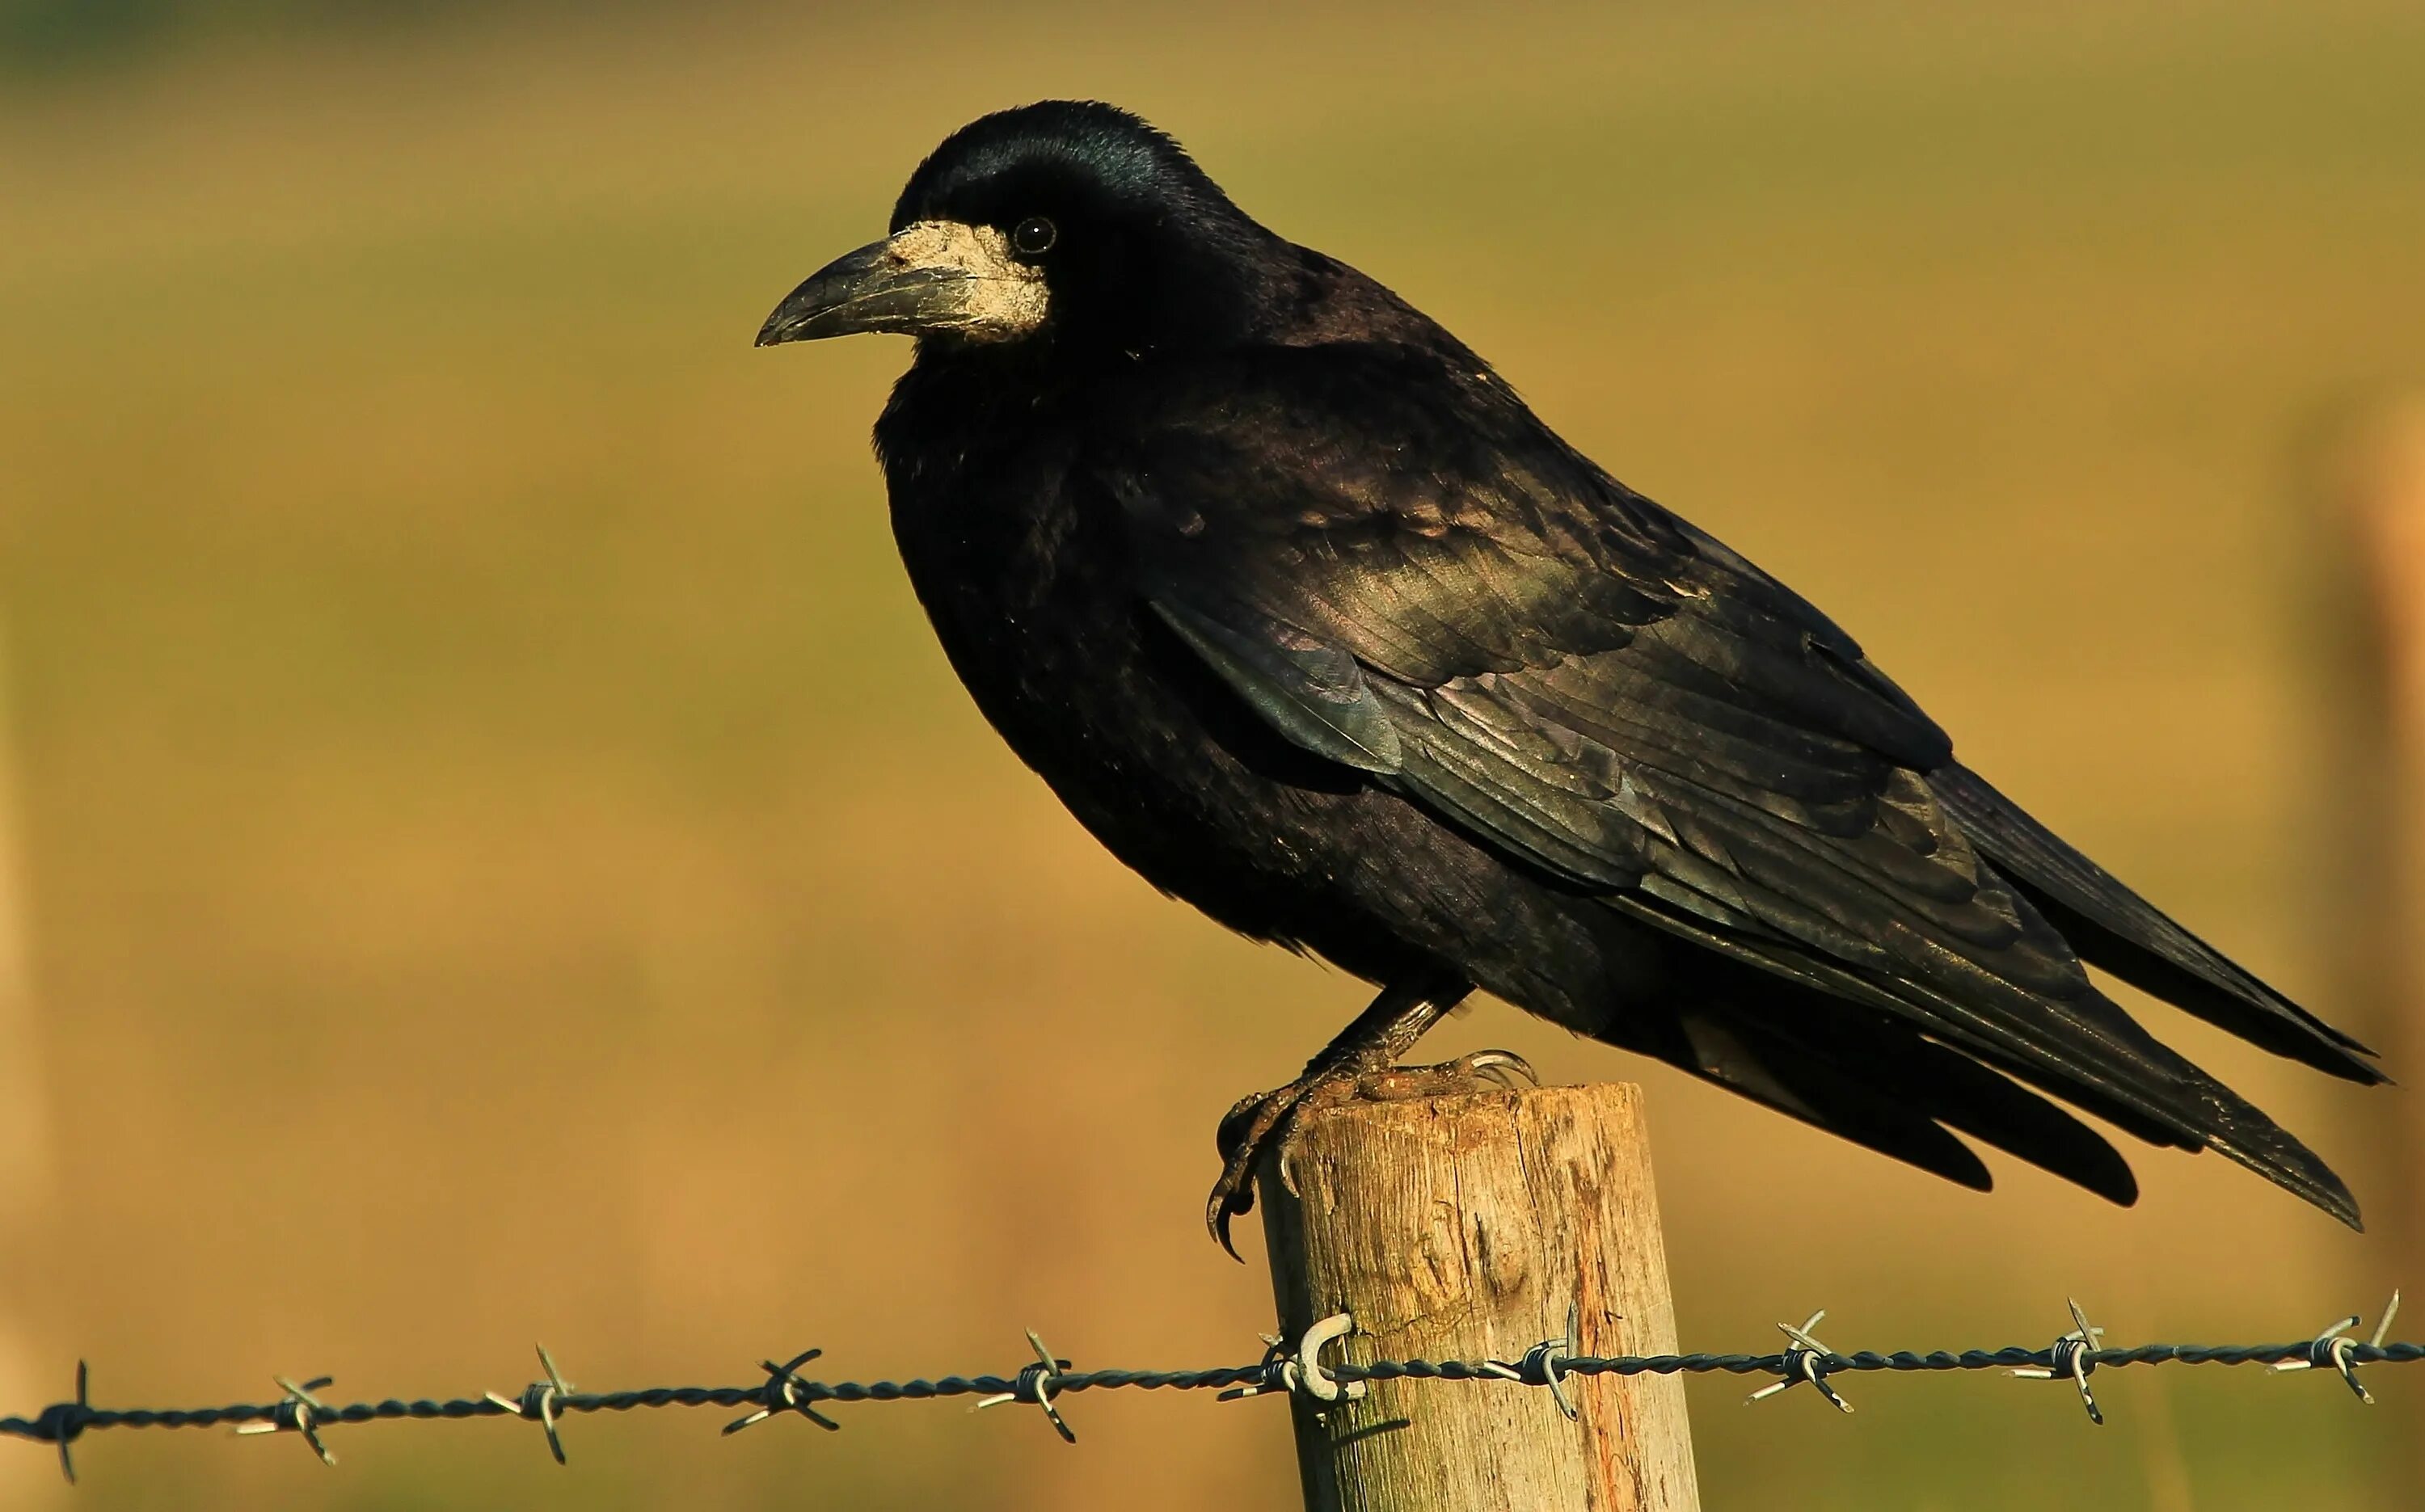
<box><xmin>1103</xmin><ymin>344</ymin><xmax>2360</xmax><ymax>1226</ymax></box>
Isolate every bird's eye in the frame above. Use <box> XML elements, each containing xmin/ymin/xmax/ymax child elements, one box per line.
<box><xmin>1010</xmin><ymin>216</ymin><xmax>1057</xmax><ymax>256</ymax></box>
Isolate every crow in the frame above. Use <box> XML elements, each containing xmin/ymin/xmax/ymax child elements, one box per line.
<box><xmin>757</xmin><ymin>100</ymin><xmax>2384</xmax><ymax>1254</ymax></box>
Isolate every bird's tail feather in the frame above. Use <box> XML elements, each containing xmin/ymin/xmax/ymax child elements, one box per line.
<box><xmin>1645</xmin><ymin>979</ymin><xmax>2144</xmax><ymax>1208</ymax></box>
<box><xmin>1600</xmin><ymin>890</ymin><xmax>2364</xmax><ymax>1229</ymax></box>
<box><xmin>1930</xmin><ymin>762</ymin><xmax>2386</xmax><ymax>1084</ymax></box>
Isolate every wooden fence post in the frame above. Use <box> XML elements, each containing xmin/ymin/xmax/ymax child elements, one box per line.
<box><xmin>1256</xmin><ymin>1083</ymin><xmax>1701</xmax><ymax>1512</ymax></box>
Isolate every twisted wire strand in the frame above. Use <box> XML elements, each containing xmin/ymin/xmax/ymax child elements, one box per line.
<box><xmin>6</xmin><ymin>1335</ymin><xmax>2416</xmax><ymax>1463</ymax></box>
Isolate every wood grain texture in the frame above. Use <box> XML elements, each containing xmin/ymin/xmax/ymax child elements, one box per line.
<box><xmin>1257</xmin><ymin>1083</ymin><xmax>1700</xmax><ymax>1512</ymax></box>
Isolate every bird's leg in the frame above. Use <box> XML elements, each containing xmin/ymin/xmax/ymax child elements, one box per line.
<box><xmin>1207</xmin><ymin>975</ymin><xmax>1533</xmax><ymax>1257</ymax></box>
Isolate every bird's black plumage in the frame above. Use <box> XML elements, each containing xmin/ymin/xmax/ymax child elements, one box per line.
<box><xmin>759</xmin><ymin>100</ymin><xmax>2384</xmax><ymax>1238</ymax></box>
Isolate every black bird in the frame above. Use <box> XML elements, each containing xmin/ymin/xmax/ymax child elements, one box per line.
<box><xmin>757</xmin><ymin>100</ymin><xmax>2384</xmax><ymax>1253</ymax></box>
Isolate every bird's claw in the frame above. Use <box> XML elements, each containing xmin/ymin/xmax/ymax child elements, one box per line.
<box><xmin>1463</xmin><ymin>1049</ymin><xmax>1540</xmax><ymax>1090</ymax></box>
<box><xmin>1350</xmin><ymin>1048</ymin><xmax>1539</xmax><ymax>1098</ymax></box>
<box><xmin>1207</xmin><ymin>1078</ymin><xmax>1322</xmax><ymax>1261</ymax></box>
<box><xmin>1204</xmin><ymin>1048</ymin><xmax>1544</xmax><ymax>1260</ymax></box>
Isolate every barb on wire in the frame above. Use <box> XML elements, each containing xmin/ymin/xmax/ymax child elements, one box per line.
<box><xmin>483</xmin><ymin>1346</ymin><xmax>575</xmax><ymax>1464</ymax></box>
<box><xmin>971</xmin><ymin>1330</ymin><xmax>1075</xmax><ymax>1443</ymax></box>
<box><xmin>1745</xmin><ymin>1310</ymin><xmax>1854</xmax><ymax>1413</ymax></box>
<box><xmin>2009</xmin><ymin>1299</ymin><xmax>2106</xmax><ymax>1424</ymax></box>
<box><xmin>6</xmin><ymin>1296</ymin><xmax>2419</xmax><ymax>1484</ymax></box>
<box><xmin>232</xmin><ymin>1375</ymin><xmax>337</xmax><ymax>1466</ymax></box>
<box><xmin>2271</xmin><ymin>1291</ymin><xmax>2402</xmax><ymax>1405</ymax></box>
<box><xmin>1483</xmin><ymin>1302</ymin><xmax>1583</xmax><ymax>1421</ymax></box>
<box><xmin>34</xmin><ymin>1362</ymin><xmax>90</xmax><ymax>1485</ymax></box>
<box><xmin>725</xmin><ymin>1349</ymin><xmax>840</xmax><ymax>1435</ymax></box>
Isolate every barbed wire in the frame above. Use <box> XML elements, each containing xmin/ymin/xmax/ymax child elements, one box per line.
<box><xmin>2</xmin><ymin>1293</ymin><xmax>2409</xmax><ymax>1484</ymax></box>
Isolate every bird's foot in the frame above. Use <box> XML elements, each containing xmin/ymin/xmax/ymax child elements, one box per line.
<box><xmin>1204</xmin><ymin>1049</ymin><xmax>1537</xmax><ymax>1259</ymax></box>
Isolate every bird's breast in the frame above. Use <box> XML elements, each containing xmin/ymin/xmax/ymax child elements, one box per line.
<box><xmin>875</xmin><ymin>375</ymin><xmax>1390</xmax><ymax>946</ymax></box>
<box><xmin>882</xmin><ymin>408</ymin><xmax>1201</xmax><ymax>806</ymax></box>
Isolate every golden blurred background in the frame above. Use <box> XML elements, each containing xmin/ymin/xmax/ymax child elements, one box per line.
<box><xmin>3</xmin><ymin>2</ymin><xmax>2422</xmax><ymax>1507</ymax></box>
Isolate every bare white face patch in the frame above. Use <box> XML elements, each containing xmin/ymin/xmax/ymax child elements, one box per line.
<box><xmin>884</xmin><ymin>221</ymin><xmax>1051</xmax><ymax>342</ymax></box>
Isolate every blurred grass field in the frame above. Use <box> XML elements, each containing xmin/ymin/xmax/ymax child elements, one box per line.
<box><xmin>2</xmin><ymin>2</ymin><xmax>2423</xmax><ymax>1507</ymax></box>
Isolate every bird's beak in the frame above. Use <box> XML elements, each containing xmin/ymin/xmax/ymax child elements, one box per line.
<box><xmin>755</xmin><ymin>221</ymin><xmax>1048</xmax><ymax>347</ymax></box>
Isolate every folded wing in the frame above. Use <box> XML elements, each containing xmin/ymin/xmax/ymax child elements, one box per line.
<box><xmin>1103</xmin><ymin>344</ymin><xmax>2364</xmax><ymax>1225</ymax></box>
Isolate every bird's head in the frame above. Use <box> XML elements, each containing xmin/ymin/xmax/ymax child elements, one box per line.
<box><xmin>756</xmin><ymin>101</ymin><xmax>1284</xmax><ymax>358</ymax></box>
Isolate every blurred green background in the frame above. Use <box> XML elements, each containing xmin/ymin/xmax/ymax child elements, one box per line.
<box><xmin>2</xmin><ymin>2</ymin><xmax>2421</xmax><ymax>1507</ymax></box>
